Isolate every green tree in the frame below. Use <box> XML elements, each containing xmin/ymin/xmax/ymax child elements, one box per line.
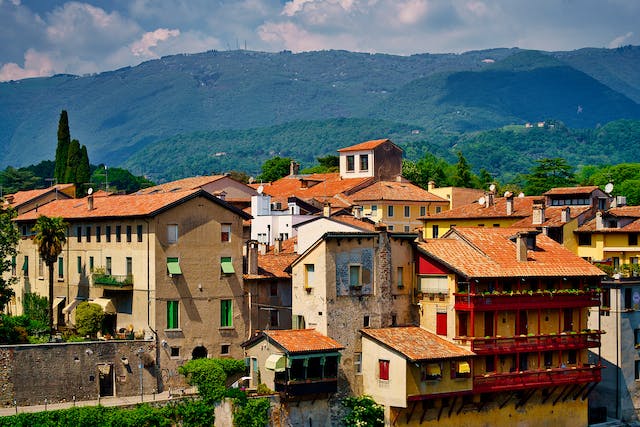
<box><xmin>452</xmin><ymin>151</ymin><xmax>474</xmax><ymax>188</ymax></box>
<box><xmin>23</xmin><ymin>293</ymin><xmax>49</xmax><ymax>328</ymax></box>
<box><xmin>0</xmin><ymin>207</ymin><xmax>19</xmax><ymax>312</ymax></box>
<box><xmin>402</xmin><ymin>153</ymin><xmax>450</xmax><ymax>189</ymax></box>
<box><xmin>257</xmin><ymin>156</ymin><xmax>293</xmax><ymax>182</ymax></box>
<box><xmin>64</xmin><ymin>139</ymin><xmax>81</xmax><ymax>184</ymax></box>
<box><xmin>75</xmin><ymin>302</ymin><xmax>104</xmax><ymax>337</ymax></box>
<box><xmin>76</xmin><ymin>145</ymin><xmax>91</xmax><ymax>193</ymax></box>
<box><xmin>0</xmin><ymin>167</ymin><xmax>39</xmax><ymax>194</ymax></box>
<box><xmin>618</xmin><ymin>179</ymin><xmax>640</xmax><ymax>206</ymax></box>
<box><xmin>342</xmin><ymin>395</ymin><xmax>384</xmax><ymax>427</ymax></box>
<box><xmin>54</xmin><ymin>110</ymin><xmax>71</xmax><ymax>184</ymax></box>
<box><xmin>33</xmin><ymin>216</ymin><xmax>68</xmax><ymax>336</ymax></box>
<box><xmin>90</xmin><ymin>166</ymin><xmax>155</xmax><ymax>194</ymax></box>
<box><xmin>523</xmin><ymin>158</ymin><xmax>576</xmax><ymax>195</ymax></box>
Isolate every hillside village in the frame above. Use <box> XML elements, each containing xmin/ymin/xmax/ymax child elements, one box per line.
<box><xmin>2</xmin><ymin>138</ymin><xmax>640</xmax><ymax>425</ymax></box>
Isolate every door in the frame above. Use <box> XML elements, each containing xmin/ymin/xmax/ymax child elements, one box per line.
<box><xmin>98</xmin><ymin>364</ymin><xmax>114</xmax><ymax>397</ymax></box>
<box><xmin>518</xmin><ymin>311</ymin><xmax>528</xmax><ymax>335</ymax></box>
<box><xmin>484</xmin><ymin>312</ymin><xmax>494</xmax><ymax>336</ymax></box>
<box><xmin>436</xmin><ymin>312</ymin><xmax>447</xmax><ymax>335</ymax></box>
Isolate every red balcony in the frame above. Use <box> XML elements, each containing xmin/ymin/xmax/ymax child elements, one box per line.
<box><xmin>454</xmin><ymin>291</ymin><xmax>600</xmax><ymax>311</ymax></box>
<box><xmin>473</xmin><ymin>365</ymin><xmax>602</xmax><ymax>393</ymax></box>
<box><xmin>459</xmin><ymin>331</ymin><xmax>602</xmax><ymax>355</ymax></box>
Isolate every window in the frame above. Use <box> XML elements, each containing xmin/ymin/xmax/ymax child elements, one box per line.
<box><xmin>221</xmin><ymin>224</ymin><xmax>231</xmax><ymax>242</ymax></box>
<box><xmin>106</xmin><ymin>257</ymin><xmax>112</xmax><ymax>275</ymax></box>
<box><xmin>38</xmin><ymin>257</ymin><xmax>44</xmax><ymax>278</ymax></box>
<box><xmin>105</xmin><ymin>225</ymin><xmax>111</xmax><ymax>242</ymax></box>
<box><xmin>89</xmin><ymin>256</ymin><xmax>94</xmax><ymax>272</ymax></box>
<box><xmin>378</xmin><ymin>360</ymin><xmax>390</xmax><ymax>381</ymax></box>
<box><xmin>636</xmin><ymin>361</ymin><xmax>640</xmax><ymax>381</ymax></box>
<box><xmin>170</xmin><ymin>347</ymin><xmax>180</xmax><ymax>358</ymax></box>
<box><xmin>126</xmin><ymin>226</ymin><xmax>132</xmax><ymax>242</ymax></box>
<box><xmin>364</xmin><ymin>315</ymin><xmax>370</xmax><ymax>327</ymax></box>
<box><xmin>404</xmin><ymin>225</ymin><xmax>410</xmax><ymax>232</ymax></box>
<box><xmin>567</xmin><ymin>350</ymin><xmax>577</xmax><ymax>365</ymax></box>
<box><xmin>270</xmin><ymin>283</ymin><xmax>278</xmax><ymax>297</ymax></box>
<box><xmin>294</xmin><ymin>315</ymin><xmax>306</xmax><ymax>329</ymax></box>
<box><xmin>354</xmin><ymin>353</ymin><xmax>362</xmax><ymax>374</ymax></box>
<box><xmin>422</xmin><ymin>363</ymin><xmax>442</xmax><ymax>380</ymax></box>
<box><xmin>77</xmin><ymin>226</ymin><xmax>82</xmax><ymax>243</ymax></box>
<box><xmin>436</xmin><ymin>312</ymin><xmax>447</xmax><ymax>335</ymax></box>
<box><xmin>126</xmin><ymin>257</ymin><xmax>132</xmax><ymax>277</ymax></box>
<box><xmin>77</xmin><ymin>256</ymin><xmax>82</xmax><ymax>274</ymax></box>
<box><xmin>388</xmin><ymin>225</ymin><xmax>394</xmax><ymax>231</ymax></box>
<box><xmin>116</xmin><ymin>225</ymin><xmax>122</xmax><ymax>242</ymax></box>
<box><xmin>167</xmin><ymin>225</ymin><xmax>178</xmax><ymax>244</ymax></box>
<box><xmin>371</xmin><ymin>205</ymin><xmax>378</xmax><ymax>215</ymax></box>
<box><xmin>387</xmin><ymin>205</ymin><xmax>394</xmax><ymax>217</ymax></box>
<box><xmin>85</xmin><ymin>226</ymin><xmax>91</xmax><ymax>242</ymax></box>
<box><xmin>630</xmin><ymin>233</ymin><xmax>639</xmax><ymax>246</ymax></box>
<box><xmin>221</xmin><ymin>344</ymin><xmax>230</xmax><ymax>355</ymax></box>
<box><xmin>485</xmin><ymin>356</ymin><xmax>495</xmax><ymax>373</ymax></box>
<box><xmin>349</xmin><ymin>265</ymin><xmax>362</xmax><ymax>287</ymax></box>
<box><xmin>396</xmin><ymin>266</ymin><xmax>404</xmax><ymax>288</ymax></box>
<box><xmin>544</xmin><ymin>351</ymin><xmax>553</xmax><ymax>368</ymax></box>
<box><xmin>578</xmin><ymin>234</ymin><xmax>592</xmax><ymax>246</ymax></box>
<box><xmin>435</xmin><ymin>206</ymin><xmax>442</xmax><ymax>214</ymax></box>
<box><xmin>221</xmin><ymin>257</ymin><xmax>235</xmax><ymax>274</ymax></box>
<box><xmin>432</xmin><ymin>225</ymin><xmax>439</xmax><ymax>238</ymax></box>
<box><xmin>359</xmin><ymin>154</ymin><xmax>368</xmax><ymax>171</ymax></box>
<box><xmin>270</xmin><ymin>310</ymin><xmax>279</xmax><ymax>327</ymax></box>
<box><xmin>137</xmin><ymin>225</ymin><xmax>143</xmax><ymax>242</ymax></box>
<box><xmin>404</xmin><ymin>206</ymin><xmax>410</xmax><ymax>217</ymax></box>
<box><xmin>22</xmin><ymin>256</ymin><xmax>29</xmax><ymax>277</ymax></box>
<box><xmin>167</xmin><ymin>257</ymin><xmax>182</xmax><ymax>275</ymax></box>
<box><xmin>634</xmin><ymin>329</ymin><xmax>640</xmax><ymax>348</ymax></box>
<box><xmin>11</xmin><ymin>256</ymin><xmax>16</xmax><ymax>276</ymax></box>
<box><xmin>346</xmin><ymin>155</ymin><xmax>355</xmax><ymax>172</ymax></box>
<box><xmin>304</xmin><ymin>264</ymin><xmax>315</xmax><ymax>288</ymax></box>
<box><xmin>451</xmin><ymin>360</ymin><xmax>471</xmax><ymax>378</ymax></box>
<box><xmin>96</xmin><ymin>226</ymin><xmax>101</xmax><ymax>242</ymax></box>
<box><xmin>221</xmin><ymin>300</ymin><xmax>233</xmax><ymax>327</ymax></box>
<box><xmin>166</xmin><ymin>301</ymin><xmax>179</xmax><ymax>329</ymax></box>
<box><xmin>57</xmin><ymin>257</ymin><xmax>63</xmax><ymax>279</ymax></box>
<box><xmin>493</xmin><ymin>224</ymin><xmax>500</xmax><ymax>228</ymax></box>
<box><xmin>420</xmin><ymin>206</ymin><xmax>426</xmax><ymax>217</ymax></box>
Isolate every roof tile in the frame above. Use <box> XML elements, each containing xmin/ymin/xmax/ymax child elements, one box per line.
<box><xmin>263</xmin><ymin>329</ymin><xmax>344</xmax><ymax>353</ymax></box>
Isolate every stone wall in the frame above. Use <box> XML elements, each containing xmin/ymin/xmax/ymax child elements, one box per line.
<box><xmin>0</xmin><ymin>340</ymin><xmax>157</xmax><ymax>406</ymax></box>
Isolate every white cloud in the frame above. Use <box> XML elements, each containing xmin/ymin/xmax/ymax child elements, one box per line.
<box><xmin>130</xmin><ymin>28</ymin><xmax>180</xmax><ymax>57</ymax></box>
<box><xmin>395</xmin><ymin>0</ymin><xmax>429</xmax><ymax>26</ymax></box>
<box><xmin>0</xmin><ymin>49</ymin><xmax>54</xmax><ymax>81</ymax></box>
<box><xmin>608</xmin><ymin>31</ymin><xmax>634</xmax><ymax>48</ymax></box>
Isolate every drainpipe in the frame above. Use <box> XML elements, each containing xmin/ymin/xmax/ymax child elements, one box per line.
<box><xmin>144</xmin><ymin>218</ymin><xmax>160</xmax><ymax>393</ymax></box>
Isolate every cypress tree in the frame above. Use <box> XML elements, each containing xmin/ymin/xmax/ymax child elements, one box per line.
<box><xmin>64</xmin><ymin>139</ymin><xmax>81</xmax><ymax>184</ymax></box>
<box><xmin>76</xmin><ymin>145</ymin><xmax>91</xmax><ymax>192</ymax></box>
<box><xmin>54</xmin><ymin>110</ymin><xmax>71</xmax><ymax>183</ymax></box>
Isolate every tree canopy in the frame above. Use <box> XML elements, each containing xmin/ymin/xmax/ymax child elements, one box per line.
<box><xmin>0</xmin><ymin>207</ymin><xmax>19</xmax><ymax>312</ymax></box>
<box><xmin>257</xmin><ymin>156</ymin><xmax>292</xmax><ymax>182</ymax></box>
<box><xmin>523</xmin><ymin>158</ymin><xmax>576</xmax><ymax>195</ymax></box>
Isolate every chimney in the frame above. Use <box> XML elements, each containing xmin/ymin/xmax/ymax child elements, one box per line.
<box><xmin>516</xmin><ymin>233</ymin><xmax>528</xmax><ymax>262</ymax></box>
<box><xmin>246</xmin><ymin>240</ymin><xmax>258</xmax><ymax>275</ymax></box>
<box><xmin>323</xmin><ymin>202</ymin><xmax>331</xmax><ymax>218</ymax></box>
<box><xmin>274</xmin><ymin>238</ymin><xmax>283</xmax><ymax>254</ymax></box>
<box><xmin>289</xmin><ymin>161</ymin><xmax>300</xmax><ymax>176</ymax></box>
<box><xmin>505</xmin><ymin>192</ymin><xmax>514</xmax><ymax>215</ymax></box>
<box><xmin>258</xmin><ymin>243</ymin><xmax>267</xmax><ymax>255</ymax></box>
<box><xmin>427</xmin><ymin>181</ymin><xmax>436</xmax><ymax>191</ymax></box>
<box><xmin>561</xmin><ymin>207</ymin><xmax>570</xmax><ymax>223</ymax></box>
<box><xmin>595</xmin><ymin>211</ymin><xmax>603</xmax><ymax>230</ymax></box>
<box><xmin>532</xmin><ymin>200</ymin><xmax>545</xmax><ymax>225</ymax></box>
<box><xmin>87</xmin><ymin>195</ymin><xmax>94</xmax><ymax>211</ymax></box>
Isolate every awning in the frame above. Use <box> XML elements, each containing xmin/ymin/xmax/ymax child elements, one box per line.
<box><xmin>52</xmin><ymin>297</ymin><xmax>65</xmax><ymax>310</ymax></box>
<box><xmin>426</xmin><ymin>363</ymin><xmax>442</xmax><ymax>376</ymax></box>
<box><xmin>221</xmin><ymin>257</ymin><xmax>235</xmax><ymax>274</ymax></box>
<box><xmin>265</xmin><ymin>354</ymin><xmax>286</xmax><ymax>372</ymax></box>
<box><xmin>91</xmin><ymin>298</ymin><xmax>116</xmax><ymax>314</ymax></box>
<box><xmin>457</xmin><ymin>361</ymin><xmax>471</xmax><ymax>374</ymax></box>
<box><xmin>62</xmin><ymin>299</ymin><xmax>81</xmax><ymax>314</ymax></box>
<box><xmin>167</xmin><ymin>257</ymin><xmax>182</xmax><ymax>275</ymax></box>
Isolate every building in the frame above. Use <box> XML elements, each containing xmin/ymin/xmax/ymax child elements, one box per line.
<box><xmin>10</xmin><ymin>189</ymin><xmax>251</xmax><ymax>387</ymax></box>
<box><xmin>337</xmin><ymin>138</ymin><xmax>403</xmax><ymax>181</ymax></box>
<box><xmin>399</xmin><ymin>227</ymin><xmax>605</xmax><ymax>426</ymax></box>
<box><xmin>250</xmin><ymin>192</ymin><xmax>319</xmax><ymax>246</ymax></box>
<box><xmin>2</xmin><ymin>184</ymin><xmax>76</xmax><ymax>215</ymax></box>
<box><xmin>426</xmin><ymin>181</ymin><xmax>485</xmax><ymax>210</ymax></box>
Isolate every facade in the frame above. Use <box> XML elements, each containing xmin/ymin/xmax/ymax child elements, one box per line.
<box><xmin>293</xmin><ymin>214</ymin><xmax>376</xmax><ymax>254</ymax></box>
<box><xmin>426</xmin><ymin>181</ymin><xmax>485</xmax><ymax>210</ymax></box>
<box><xmin>337</xmin><ymin>138</ymin><xmax>403</xmax><ymax>181</ymax></box>
<box><xmin>249</xmin><ymin>192</ymin><xmax>318</xmax><ymax>246</ymax></box>
<box><xmin>10</xmin><ymin>189</ymin><xmax>251</xmax><ymax>388</ymax></box>
<box><xmin>2</xmin><ymin>184</ymin><xmax>75</xmax><ymax>215</ymax></box>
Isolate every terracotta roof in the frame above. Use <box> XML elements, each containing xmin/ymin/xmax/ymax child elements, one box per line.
<box><xmin>424</xmin><ymin>196</ymin><xmax>535</xmax><ymax>220</ymax></box>
<box><xmin>261</xmin><ymin>329</ymin><xmax>344</xmax><ymax>354</ymax></box>
<box><xmin>3</xmin><ymin>184</ymin><xmax>75</xmax><ymax>208</ymax></box>
<box><xmin>136</xmin><ymin>175</ymin><xmax>226</xmax><ymax>194</ymax></box>
<box><xmin>350</xmin><ymin>181</ymin><xmax>448</xmax><ymax>203</ymax></box>
<box><xmin>543</xmin><ymin>186</ymin><xmax>600</xmax><ymax>196</ymax></box>
<box><xmin>417</xmin><ymin>227</ymin><xmax>605</xmax><ymax>278</ymax></box>
<box><xmin>244</xmin><ymin>238</ymin><xmax>299</xmax><ymax>280</ymax></box>
<box><xmin>361</xmin><ymin>327</ymin><xmax>474</xmax><ymax>362</ymax></box>
<box><xmin>14</xmin><ymin>189</ymin><xmax>251</xmax><ymax>221</ymax></box>
<box><xmin>577</xmin><ymin>217</ymin><xmax>640</xmax><ymax>233</ymax></box>
<box><xmin>253</xmin><ymin>173</ymin><xmax>373</xmax><ymax>204</ymax></box>
<box><xmin>330</xmin><ymin>213</ymin><xmax>378</xmax><ymax>231</ymax></box>
<box><xmin>337</xmin><ymin>139</ymin><xmax>396</xmax><ymax>152</ymax></box>
<box><xmin>607</xmin><ymin>206</ymin><xmax>640</xmax><ymax>218</ymax></box>
<box><xmin>511</xmin><ymin>205</ymin><xmax>591</xmax><ymax>228</ymax></box>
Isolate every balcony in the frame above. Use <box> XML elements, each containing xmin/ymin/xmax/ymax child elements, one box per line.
<box><xmin>274</xmin><ymin>378</ymin><xmax>338</xmax><ymax>396</ymax></box>
<box><xmin>92</xmin><ymin>273</ymin><xmax>133</xmax><ymax>289</ymax></box>
<box><xmin>458</xmin><ymin>331</ymin><xmax>602</xmax><ymax>355</ymax></box>
<box><xmin>454</xmin><ymin>290</ymin><xmax>600</xmax><ymax>311</ymax></box>
<box><xmin>473</xmin><ymin>365</ymin><xmax>602</xmax><ymax>393</ymax></box>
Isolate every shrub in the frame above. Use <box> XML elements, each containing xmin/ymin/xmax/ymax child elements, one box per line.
<box><xmin>233</xmin><ymin>397</ymin><xmax>270</xmax><ymax>427</ymax></box>
<box><xmin>75</xmin><ymin>302</ymin><xmax>104</xmax><ymax>337</ymax></box>
<box><xmin>342</xmin><ymin>395</ymin><xmax>384</xmax><ymax>427</ymax></box>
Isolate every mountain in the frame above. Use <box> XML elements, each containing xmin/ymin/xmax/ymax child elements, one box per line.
<box><xmin>1</xmin><ymin>47</ymin><xmax>640</xmax><ymax>178</ymax></box>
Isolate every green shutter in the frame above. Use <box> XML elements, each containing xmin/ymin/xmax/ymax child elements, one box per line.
<box><xmin>58</xmin><ymin>257</ymin><xmax>64</xmax><ymax>278</ymax></box>
<box><xmin>22</xmin><ymin>256</ymin><xmax>28</xmax><ymax>272</ymax></box>
<box><xmin>221</xmin><ymin>300</ymin><xmax>232</xmax><ymax>327</ymax></box>
<box><xmin>349</xmin><ymin>265</ymin><xmax>360</xmax><ymax>287</ymax></box>
<box><xmin>221</xmin><ymin>257</ymin><xmax>234</xmax><ymax>274</ymax></box>
<box><xmin>167</xmin><ymin>301</ymin><xmax>178</xmax><ymax>329</ymax></box>
<box><xmin>167</xmin><ymin>257</ymin><xmax>182</xmax><ymax>275</ymax></box>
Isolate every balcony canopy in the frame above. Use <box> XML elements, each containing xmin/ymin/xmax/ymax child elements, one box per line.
<box><xmin>265</xmin><ymin>354</ymin><xmax>286</xmax><ymax>372</ymax></box>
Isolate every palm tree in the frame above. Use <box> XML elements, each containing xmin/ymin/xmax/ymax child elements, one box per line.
<box><xmin>33</xmin><ymin>216</ymin><xmax>68</xmax><ymax>338</ymax></box>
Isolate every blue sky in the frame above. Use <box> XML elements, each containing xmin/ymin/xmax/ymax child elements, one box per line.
<box><xmin>1</xmin><ymin>0</ymin><xmax>638</xmax><ymax>81</ymax></box>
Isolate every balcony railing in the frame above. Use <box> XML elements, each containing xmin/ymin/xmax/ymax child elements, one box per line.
<box><xmin>92</xmin><ymin>274</ymin><xmax>133</xmax><ymax>288</ymax></box>
<box><xmin>274</xmin><ymin>378</ymin><xmax>338</xmax><ymax>396</ymax></box>
<box><xmin>454</xmin><ymin>290</ymin><xmax>600</xmax><ymax>310</ymax></box>
<box><xmin>457</xmin><ymin>331</ymin><xmax>602</xmax><ymax>355</ymax></box>
<box><xmin>473</xmin><ymin>365</ymin><xmax>602</xmax><ymax>393</ymax></box>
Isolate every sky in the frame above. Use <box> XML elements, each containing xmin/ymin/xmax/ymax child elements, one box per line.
<box><xmin>1</xmin><ymin>0</ymin><xmax>639</xmax><ymax>82</ymax></box>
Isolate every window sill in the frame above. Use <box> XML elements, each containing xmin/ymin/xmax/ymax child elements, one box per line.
<box><xmin>57</xmin><ymin>278</ymin><xmax>65</xmax><ymax>282</ymax></box>
<box><xmin>219</xmin><ymin>326</ymin><xmax>234</xmax><ymax>330</ymax></box>
<box><xmin>164</xmin><ymin>328</ymin><xmax>182</xmax><ymax>332</ymax></box>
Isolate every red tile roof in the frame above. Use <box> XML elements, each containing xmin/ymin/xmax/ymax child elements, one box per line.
<box><xmin>337</xmin><ymin>139</ymin><xmax>395</xmax><ymax>152</ymax></box>
<box><xmin>577</xmin><ymin>217</ymin><xmax>640</xmax><ymax>233</ymax></box>
<box><xmin>262</xmin><ymin>329</ymin><xmax>344</xmax><ymax>354</ymax></box>
<box><xmin>3</xmin><ymin>184</ymin><xmax>75</xmax><ymax>208</ymax></box>
<box><xmin>244</xmin><ymin>238</ymin><xmax>299</xmax><ymax>280</ymax></box>
<box><xmin>136</xmin><ymin>175</ymin><xmax>226</xmax><ymax>194</ymax></box>
<box><xmin>424</xmin><ymin>196</ymin><xmax>536</xmax><ymax>220</ymax></box>
<box><xmin>253</xmin><ymin>173</ymin><xmax>373</xmax><ymax>204</ymax></box>
<box><xmin>543</xmin><ymin>186</ymin><xmax>600</xmax><ymax>196</ymax></box>
<box><xmin>417</xmin><ymin>227</ymin><xmax>605</xmax><ymax>278</ymax></box>
<box><xmin>361</xmin><ymin>327</ymin><xmax>474</xmax><ymax>361</ymax></box>
<box><xmin>607</xmin><ymin>206</ymin><xmax>640</xmax><ymax>218</ymax></box>
<box><xmin>14</xmin><ymin>189</ymin><xmax>250</xmax><ymax>221</ymax></box>
<box><xmin>330</xmin><ymin>213</ymin><xmax>378</xmax><ymax>231</ymax></box>
<box><xmin>350</xmin><ymin>181</ymin><xmax>448</xmax><ymax>203</ymax></box>
<box><xmin>511</xmin><ymin>205</ymin><xmax>591</xmax><ymax>228</ymax></box>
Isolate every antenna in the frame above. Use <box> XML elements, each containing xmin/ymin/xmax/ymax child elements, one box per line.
<box><xmin>605</xmin><ymin>182</ymin><xmax>614</xmax><ymax>194</ymax></box>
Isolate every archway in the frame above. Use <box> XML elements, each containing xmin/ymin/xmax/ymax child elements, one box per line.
<box><xmin>192</xmin><ymin>346</ymin><xmax>208</xmax><ymax>359</ymax></box>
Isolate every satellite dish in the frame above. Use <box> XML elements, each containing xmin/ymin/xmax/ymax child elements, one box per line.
<box><xmin>605</xmin><ymin>183</ymin><xmax>614</xmax><ymax>194</ymax></box>
<box><xmin>518</xmin><ymin>192</ymin><xmax>525</xmax><ymax>198</ymax></box>
<box><xmin>504</xmin><ymin>191</ymin><xmax>512</xmax><ymax>198</ymax></box>
<box><xmin>87</xmin><ymin>188</ymin><xmax>93</xmax><ymax>195</ymax></box>
<box><xmin>257</xmin><ymin>185</ymin><xmax>264</xmax><ymax>195</ymax></box>
<box><xmin>478</xmin><ymin>196</ymin><xmax>486</xmax><ymax>205</ymax></box>
<box><xmin>489</xmin><ymin>184</ymin><xmax>496</xmax><ymax>192</ymax></box>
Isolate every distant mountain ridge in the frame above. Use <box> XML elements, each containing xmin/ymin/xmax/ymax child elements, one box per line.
<box><xmin>1</xmin><ymin>46</ymin><xmax>639</xmax><ymax>178</ymax></box>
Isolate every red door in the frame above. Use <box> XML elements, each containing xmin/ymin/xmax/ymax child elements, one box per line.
<box><xmin>436</xmin><ymin>312</ymin><xmax>447</xmax><ymax>335</ymax></box>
